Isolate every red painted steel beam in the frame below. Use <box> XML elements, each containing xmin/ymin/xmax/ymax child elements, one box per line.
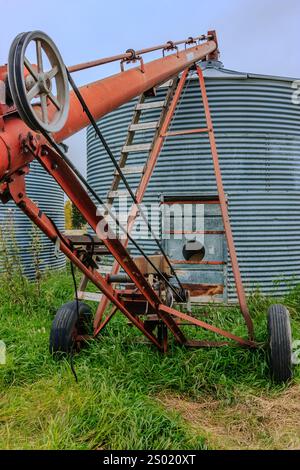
<box><xmin>37</xmin><ymin>145</ymin><xmax>162</xmax><ymax>306</ymax></box>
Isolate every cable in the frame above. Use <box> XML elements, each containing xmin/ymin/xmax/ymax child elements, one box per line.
<box><xmin>81</xmin><ymin>233</ymin><xmax>97</xmax><ymax>269</ymax></box>
<box><xmin>66</xmin><ymin>69</ymin><xmax>185</xmax><ymax>295</ymax></box>
<box><xmin>70</xmin><ymin>260</ymin><xmax>79</xmax><ymax>383</ymax></box>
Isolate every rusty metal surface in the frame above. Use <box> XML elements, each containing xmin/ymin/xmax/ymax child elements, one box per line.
<box><xmin>94</xmin><ymin>70</ymin><xmax>190</xmax><ymax>324</ymax></box>
<box><xmin>161</xmin><ymin>196</ymin><xmax>226</xmax><ymax>303</ymax></box>
<box><xmin>182</xmin><ymin>283</ymin><xmax>224</xmax><ymax>297</ymax></box>
<box><xmin>0</xmin><ymin>40</ymin><xmax>217</xmax><ymax>183</ymax></box>
<box><xmin>133</xmin><ymin>254</ymin><xmax>171</xmax><ymax>275</ymax></box>
<box><xmin>54</xmin><ymin>42</ymin><xmax>216</xmax><ymax>143</ymax></box>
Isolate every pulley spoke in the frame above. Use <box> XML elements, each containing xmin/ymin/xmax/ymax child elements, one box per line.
<box><xmin>36</xmin><ymin>40</ymin><xmax>44</xmax><ymax>73</ymax></box>
<box><xmin>47</xmin><ymin>66</ymin><xmax>58</xmax><ymax>79</ymax></box>
<box><xmin>48</xmin><ymin>92</ymin><xmax>61</xmax><ymax>110</ymax></box>
<box><xmin>24</xmin><ymin>57</ymin><xmax>38</xmax><ymax>81</ymax></box>
<box><xmin>40</xmin><ymin>94</ymin><xmax>48</xmax><ymax>124</ymax></box>
<box><xmin>27</xmin><ymin>82</ymin><xmax>40</xmax><ymax>101</ymax></box>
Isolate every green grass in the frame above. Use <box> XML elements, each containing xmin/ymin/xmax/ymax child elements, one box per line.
<box><xmin>0</xmin><ymin>267</ymin><xmax>299</xmax><ymax>449</ymax></box>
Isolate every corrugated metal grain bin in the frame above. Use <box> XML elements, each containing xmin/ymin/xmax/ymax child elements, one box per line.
<box><xmin>87</xmin><ymin>61</ymin><xmax>300</xmax><ymax>301</ymax></box>
<box><xmin>0</xmin><ymin>160</ymin><xmax>65</xmax><ymax>278</ymax></box>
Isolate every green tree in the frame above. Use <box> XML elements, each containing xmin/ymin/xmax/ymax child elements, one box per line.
<box><xmin>72</xmin><ymin>204</ymin><xmax>86</xmax><ymax>229</ymax></box>
<box><xmin>64</xmin><ymin>200</ymin><xmax>73</xmax><ymax>230</ymax></box>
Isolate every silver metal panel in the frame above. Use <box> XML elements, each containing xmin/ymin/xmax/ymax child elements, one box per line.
<box><xmin>162</xmin><ymin>198</ymin><xmax>226</xmax><ymax>301</ymax></box>
<box><xmin>0</xmin><ymin>160</ymin><xmax>65</xmax><ymax>278</ymax></box>
<box><xmin>87</xmin><ymin>62</ymin><xmax>300</xmax><ymax>300</ymax></box>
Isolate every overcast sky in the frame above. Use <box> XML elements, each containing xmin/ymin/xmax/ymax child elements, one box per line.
<box><xmin>1</xmin><ymin>0</ymin><xmax>299</xmax><ymax>175</ymax></box>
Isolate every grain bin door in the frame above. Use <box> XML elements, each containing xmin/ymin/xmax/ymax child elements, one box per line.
<box><xmin>161</xmin><ymin>196</ymin><xmax>227</xmax><ymax>303</ymax></box>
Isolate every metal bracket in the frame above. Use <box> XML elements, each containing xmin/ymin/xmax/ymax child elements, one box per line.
<box><xmin>20</xmin><ymin>132</ymin><xmax>39</xmax><ymax>156</ymax></box>
<box><xmin>120</xmin><ymin>49</ymin><xmax>145</xmax><ymax>73</ymax></box>
<box><xmin>185</xmin><ymin>37</ymin><xmax>197</xmax><ymax>49</ymax></box>
<box><xmin>163</xmin><ymin>41</ymin><xmax>179</xmax><ymax>58</ymax></box>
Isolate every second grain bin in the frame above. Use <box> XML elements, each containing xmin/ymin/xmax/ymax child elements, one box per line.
<box><xmin>87</xmin><ymin>60</ymin><xmax>300</xmax><ymax>302</ymax></box>
<box><xmin>0</xmin><ymin>160</ymin><xmax>65</xmax><ymax>278</ymax></box>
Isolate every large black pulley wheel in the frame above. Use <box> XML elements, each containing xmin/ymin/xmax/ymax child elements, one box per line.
<box><xmin>50</xmin><ymin>301</ymin><xmax>92</xmax><ymax>355</ymax></box>
<box><xmin>267</xmin><ymin>304</ymin><xmax>293</xmax><ymax>383</ymax></box>
<box><xmin>8</xmin><ymin>30</ymin><xmax>69</xmax><ymax>133</ymax></box>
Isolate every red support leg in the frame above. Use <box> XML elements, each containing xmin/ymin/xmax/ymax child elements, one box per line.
<box><xmin>159</xmin><ymin>305</ymin><xmax>256</xmax><ymax>347</ymax></box>
<box><xmin>196</xmin><ymin>65</ymin><xmax>254</xmax><ymax>340</ymax></box>
<box><xmin>93</xmin><ymin>305</ymin><xmax>118</xmax><ymax>337</ymax></box>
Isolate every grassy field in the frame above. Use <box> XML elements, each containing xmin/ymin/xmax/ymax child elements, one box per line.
<box><xmin>0</xmin><ymin>267</ymin><xmax>299</xmax><ymax>450</ymax></box>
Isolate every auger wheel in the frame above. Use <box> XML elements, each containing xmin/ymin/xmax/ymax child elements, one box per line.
<box><xmin>8</xmin><ymin>30</ymin><xmax>69</xmax><ymax>133</ymax></box>
<box><xmin>267</xmin><ymin>304</ymin><xmax>293</xmax><ymax>383</ymax></box>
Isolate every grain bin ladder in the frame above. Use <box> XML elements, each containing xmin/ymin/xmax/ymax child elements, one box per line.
<box><xmin>76</xmin><ymin>78</ymin><xmax>179</xmax><ymax>306</ymax></box>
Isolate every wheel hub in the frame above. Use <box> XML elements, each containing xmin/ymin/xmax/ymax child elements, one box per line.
<box><xmin>38</xmin><ymin>73</ymin><xmax>52</xmax><ymax>94</ymax></box>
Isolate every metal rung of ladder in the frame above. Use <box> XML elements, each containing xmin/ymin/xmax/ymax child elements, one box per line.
<box><xmin>78</xmin><ymin>291</ymin><xmax>103</xmax><ymax>302</ymax></box>
<box><xmin>76</xmin><ymin>260</ymin><xmax>112</xmax><ymax>302</ymax></box>
<box><xmin>97</xmin><ymin>265</ymin><xmax>114</xmax><ymax>274</ymax></box>
<box><xmin>106</xmin><ymin>81</ymin><xmax>177</xmax><ymax>210</ymax></box>
<box><xmin>129</xmin><ymin>122</ymin><xmax>158</xmax><ymax>131</ymax></box>
<box><xmin>108</xmin><ymin>190</ymin><xmax>128</xmax><ymax>199</ymax></box>
<box><xmin>162</xmin><ymin>128</ymin><xmax>210</xmax><ymax>137</ymax></box>
<box><xmin>122</xmin><ymin>143</ymin><xmax>152</xmax><ymax>153</ymax></box>
<box><xmin>135</xmin><ymin>100</ymin><xmax>165</xmax><ymax>110</ymax></box>
<box><xmin>114</xmin><ymin>165</ymin><xmax>144</xmax><ymax>176</ymax></box>
<box><xmin>159</xmin><ymin>79</ymin><xmax>174</xmax><ymax>88</ymax></box>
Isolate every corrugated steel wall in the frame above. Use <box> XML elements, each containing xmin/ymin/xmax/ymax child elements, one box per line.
<box><xmin>0</xmin><ymin>160</ymin><xmax>65</xmax><ymax>278</ymax></box>
<box><xmin>87</xmin><ymin>62</ymin><xmax>300</xmax><ymax>299</ymax></box>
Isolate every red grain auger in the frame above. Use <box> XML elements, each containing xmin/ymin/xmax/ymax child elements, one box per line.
<box><xmin>0</xmin><ymin>30</ymin><xmax>293</xmax><ymax>382</ymax></box>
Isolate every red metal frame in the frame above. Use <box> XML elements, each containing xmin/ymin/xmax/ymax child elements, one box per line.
<box><xmin>0</xmin><ymin>31</ymin><xmax>255</xmax><ymax>351</ymax></box>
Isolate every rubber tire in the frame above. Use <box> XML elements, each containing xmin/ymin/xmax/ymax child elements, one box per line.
<box><xmin>267</xmin><ymin>304</ymin><xmax>293</xmax><ymax>383</ymax></box>
<box><xmin>49</xmin><ymin>301</ymin><xmax>92</xmax><ymax>355</ymax></box>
